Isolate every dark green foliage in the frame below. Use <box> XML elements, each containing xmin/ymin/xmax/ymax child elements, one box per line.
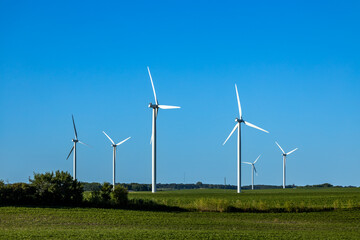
<box><xmin>28</xmin><ymin>171</ymin><xmax>83</xmax><ymax>205</ymax></box>
<box><xmin>100</xmin><ymin>182</ymin><xmax>112</xmax><ymax>203</ymax></box>
<box><xmin>301</xmin><ymin>183</ymin><xmax>334</xmax><ymax>188</ymax></box>
<box><xmin>87</xmin><ymin>190</ymin><xmax>102</xmax><ymax>205</ymax></box>
<box><xmin>112</xmin><ymin>185</ymin><xmax>128</xmax><ymax>206</ymax></box>
<box><xmin>0</xmin><ymin>182</ymin><xmax>36</xmax><ymax>205</ymax></box>
<box><xmin>0</xmin><ymin>171</ymin><xmax>83</xmax><ymax>206</ymax></box>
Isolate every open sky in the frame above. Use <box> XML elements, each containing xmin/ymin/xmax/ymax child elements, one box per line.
<box><xmin>1</xmin><ymin>1</ymin><xmax>359</xmax><ymax>186</ymax></box>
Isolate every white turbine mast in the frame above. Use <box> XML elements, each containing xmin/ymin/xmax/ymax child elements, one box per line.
<box><xmin>103</xmin><ymin>131</ymin><xmax>131</xmax><ymax>190</ymax></box>
<box><xmin>66</xmin><ymin>115</ymin><xmax>89</xmax><ymax>180</ymax></box>
<box><xmin>147</xmin><ymin>66</ymin><xmax>180</xmax><ymax>193</ymax></box>
<box><xmin>275</xmin><ymin>141</ymin><xmax>298</xmax><ymax>189</ymax></box>
<box><xmin>223</xmin><ymin>84</ymin><xmax>269</xmax><ymax>193</ymax></box>
<box><xmin>243</xmin><ymin>154</ymin><xmax>261</xmax><ymax>190</ymax></box>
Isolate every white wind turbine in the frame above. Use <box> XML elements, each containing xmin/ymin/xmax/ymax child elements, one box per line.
<box><xmin>243</xmin><ymin>155</ymin><xmax>261</xmax><ymax>190</ymax></box>
<box><xmin>275</xmin><ymin>141</ymin><xmax>298</xmax><ymax>189</ymax></box>
<box><xmin>147</xmin><ymin>66</ymin><xmax>180</xmax><ymax>193</ymax></box>
<box><xmin>223</xmin><ymin>84</ymin><xmax>269</xmax><ymax>193</ymax></box>
<box><xmin>66</xmin><ymin>115</ymin><xmax>89</xmax><ymax>180</ymax></box>
<box><xmin>103</xmin><ymin>131</ymin><xmax>131</xmax><ymax>190</ymax></box>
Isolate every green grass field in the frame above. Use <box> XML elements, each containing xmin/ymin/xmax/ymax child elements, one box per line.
<box><xmin>1</xmin><ymin>188</ymin><xmax>360</xmax><ymax>239</ymax></box>
<box><xmin>129</xmin><ymin>188</ymin><xmax>360</xmax><ymax>212</ymax></box>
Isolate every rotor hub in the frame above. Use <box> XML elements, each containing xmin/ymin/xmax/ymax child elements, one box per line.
<box><xmin>72</xmin><ymin>139</ymin><xmax>78</xmax><ymax>143</ymax></box>
<box><xmin>235</xmin><ymin>118</ymin><xmax>244</xmax><ymax>123</ymax></box>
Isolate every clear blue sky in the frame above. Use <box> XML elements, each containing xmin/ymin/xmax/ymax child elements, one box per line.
<box><xmin>1</xmin><ymin>1</ymin><xmax>359</xmax><ymax>186</ymax></box>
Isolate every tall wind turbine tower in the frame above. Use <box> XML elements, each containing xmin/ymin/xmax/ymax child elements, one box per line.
<box><xmin>66</xmin><ymin>115</ymin><xmax>89</xmax><ymax>180</ymax></box>
<box><xmin>223</xmin><ymin>84</ymin><xmax>269</xmax><ymax>193</ymax></box>
<box><xmin>243</xmin><ymin>155</ymin><xmax>261</xmax><ymax>190</ymax></box>
<box><xmin>103</xmin><ymin>131</ymin><xmax>131</xmax><ymax>190</ymax></box>
<box><xmin>275</xmin><ymin>141</ymin><xmax>298</xmax><ymax>189</ymax></box>
<box><xmin>147</xmin><ymin>67</ymin><xmax>180</xmax><ymax>193</ymax></box>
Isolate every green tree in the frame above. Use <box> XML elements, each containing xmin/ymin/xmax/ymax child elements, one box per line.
<box><xmin>30</xmin><ymin>171</ymin><xmax>83</xmax><ymax>205</ymax></box>
<box><xmin>112</xmin><ymin>185</ymin><xmax>128</xmax><ymax>206</ymax></box>
<box><xmin>100</xmin><ymin>182</ymin><xmax>112</xmax><ymax>203</ymax></box>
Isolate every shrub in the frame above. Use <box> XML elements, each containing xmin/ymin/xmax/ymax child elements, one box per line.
<box><xmin>88</xmin><ymin>190</ymin><xmax>102</xmax><ymax>205</ymax></box>
<box><xmin>0</xmin><ymin>182</ymin><xmax>36</xmax><ymax>205</ymax></box>
<box><xmin>112</xmin><ymin>185</ymin><xmax>128</xmax><ymax>206</ymax></box>
<box><xmin>100</xmin><ymin>182</ymin><xmax>112</xmax><ymax>203</ymax></box>
<box><xmin>29</xmin><ymin>171</ymin><xmax>83</xmax><ymax>205</ymax></box>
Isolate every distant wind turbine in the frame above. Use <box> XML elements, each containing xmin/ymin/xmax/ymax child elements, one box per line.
<box><xmin>275</xmin><ymin>141</ymin><xmax>298</xmax><ymax>189</ymax></box>
<box><xmin>223</xmin><ymin>84</ymin><xmax>269</xmax><ymax>193</ymax></box>
<box><xmin>66</xmin><ymin>115</ymin><xmax>89</xmax><ymax>180</ymax></box>
<box><xmin>243</xmin><ymin>155</ymin><xmax>261</xmax><ymax>190</ymax></box>
<box><xmin>147</xmin><ymin>66</ymin><xmax>180</xmax><ymax>193</ymax></box>
<box><xmin>103</xmin><ymin>131</ymin><xmax>131</xmax><ymax>190</ymax></box>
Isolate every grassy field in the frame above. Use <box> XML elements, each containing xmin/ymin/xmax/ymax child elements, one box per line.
<box><xmin>129</xmin><ymin>188</ymin><xmax>360</xmax><ymax>212</ymax></box>
<box><xmin>1</xmin><ymin>188</ymin><xmax>360</xmax><ymax>239</ymax></box>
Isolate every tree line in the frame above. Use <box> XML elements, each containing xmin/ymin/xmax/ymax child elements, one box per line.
<box><xmin>0</xmin><ymin>171</ymin><xmax>128</xmax><ymax>207</ymax></box>
<box><xmin>1</xmin><ymin>171</ymin><xmax>353</xmax><ymax>208</ymax></box>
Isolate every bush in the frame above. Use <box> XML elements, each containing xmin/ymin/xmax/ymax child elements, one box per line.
<box><xmin>112</xmin><ymin>185</ymin><xmax>128</xmax><ymax>206</ymax></box>
<box><xmin>0</xmin><ymin>182</ymin><xmax>36</xmax><ymax>205</ymax></box>
<box><xmin>29</xmin><ymin>171</ymin><xmax>83</xmax><ymax>205</ymax></box>
<box><xmin>100</xmin><ymin>182</ymin><xmax>112</xmax><ymax>203</ymax></box>
<box><xmin>88</xmin><ymin>190</ymin><xmax>102</xmax><ymax>205</ymax></box>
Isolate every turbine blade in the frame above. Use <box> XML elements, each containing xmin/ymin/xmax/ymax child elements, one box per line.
<box><xmin>235</xmin><ymin>84</ymin><xmax>242</xmax><ymax>118</ymax></box>
<box><xmin>72</xmin><ymin>115</ymin><xmax>78</xmax><ymax>140</ymax></box>
<box><xmin>275</xmin><ymin>141</ymin><xmax>285</xmax><ymax>154</ymax></box>
<box><xmin>66</xmin><ymin>146</ymin><xmax>74</xmax><ymax>160</ymax></box>
<box><xmin>158</xmin><ymin>105</ymin><xmax>181</xmax><ymax>109</ymax></box>
<box><xmin>147</xmin><ymin>66</ymin><xmax>158</xmax><ymax>105</ymax></box>
<box><xmin>117</xmin><ymin>137</ymin><xmax>131</xmax><ymax>146</ymax></box>
<box><xmin>223</xmin><ymin>124</ymin><xmax>238</xmax><ymax>145</ymax></box>
<box><xmin>286</xmin><ymin>148</ymin><xmax>298</xmax><ymax>155</ymax></box>
<box><xmin>244</xmin><ymin>121</ymin><xmax>269</xmax><ymax>133</ymax></box>
<box><xmin>254</xmin><ymin>166</ymin><xmax>257</xmax><ymax>173</ymax></box>
<box><xmin>78</xmin><ymin>141</ymin><xmax>90</xmax><ymax>147</ymax></box>
<box><xmin>102</xmin><ymin>131</ymin><xmax>115</xmax><ymax>145</ymax></box>
<box><xmin>254</xmin><ymin>154</ymin><xmax>261</xmax><ymax>164</ymax></box>
<box><xmin>242</xmin><ymin>162</ymin><xmax>252</xmax><ymax>165</ymax></box>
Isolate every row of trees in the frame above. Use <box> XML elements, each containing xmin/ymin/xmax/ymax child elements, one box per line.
<box><xmin>0</xmin><ymin>171</ymin><xmax>128</xmax><ymax>207</ymax></box>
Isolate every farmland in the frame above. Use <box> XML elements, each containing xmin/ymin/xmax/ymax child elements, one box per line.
<box><xmin>129</xmin><ymin>187</ymin><xmax>360</xmax><ymax>212</ymax></box>
<box><xmin>0</xmin><ymin>188</ymin><xmax>360</xmax><ymax>239</ymax></box>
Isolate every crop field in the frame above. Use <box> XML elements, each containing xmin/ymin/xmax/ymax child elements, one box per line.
<box><xmin>0</xmin><ymin>188</ymin><xmax>360</xmax><ymax>239</ymax></box>
<box><xmin>129</xmin><ymin>188</ymin><xmax>360</xmax><ymax>212</ymax></box>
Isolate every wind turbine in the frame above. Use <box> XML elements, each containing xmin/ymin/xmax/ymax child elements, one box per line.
<box><xmin>275</xmin><ymin>141</ymin><xmax>298</xmax><ymax>189</ymax></box>
<box><xmin>243</xmin><ymin>155</ymin><xmax>261</xmax><ymax>190</ymax></box>
<box><xmin>103</xmin><ymin>131</ymin><xmax>131</xmax><ymax>191</ymax></box>
<box><xmin>66</xmin><ymin>115</ymin><xmax>89</xmax><ymax>180</ymax></box>
<box><xmin>223</xmin><ymin>84</ymin><xmax>269</xmax><ymax>193</ymax></box>
<box><xmin>147</xmin><ymin>67</ymin><xmax>180</xmax><ymax>193</ymax></box>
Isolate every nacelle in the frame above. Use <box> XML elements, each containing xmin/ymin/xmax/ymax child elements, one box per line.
<box><xmin>148</xmin><ymin>103</ymin><xmax>158</xmax><ymax>108</ymax></box>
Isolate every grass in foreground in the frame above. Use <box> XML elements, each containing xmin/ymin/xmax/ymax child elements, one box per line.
<box><xmin>0</xmin><ymin>206</ymin><xmax>359</xmax><ymax>239</ymax></box>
